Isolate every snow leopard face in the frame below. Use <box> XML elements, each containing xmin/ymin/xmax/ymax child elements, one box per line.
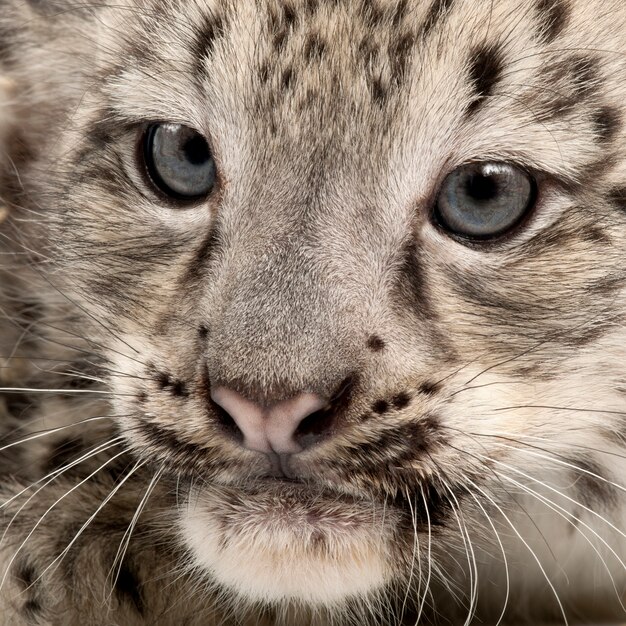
<box><xmin>2</xmin><ymin>0</ymin><xmax>626</xmax><ymax>622</ymax></box>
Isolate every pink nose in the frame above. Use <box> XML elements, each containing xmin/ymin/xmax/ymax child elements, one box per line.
<box><xmin>210</xmin><ymin>387</ymin><xmax>328</xmax><ymax>454</ymax></box>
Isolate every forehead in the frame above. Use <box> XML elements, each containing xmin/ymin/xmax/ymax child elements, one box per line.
<box><xmin>96</xmin><ymin>0</ymin><xmax>624</xmax><ymax>190</ymax></box>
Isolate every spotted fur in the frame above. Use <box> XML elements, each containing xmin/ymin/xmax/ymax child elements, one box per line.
<box><xmin>1</xmin><ymin>0</ymin><xmax>626</xmax><ymax>624</ymax></box>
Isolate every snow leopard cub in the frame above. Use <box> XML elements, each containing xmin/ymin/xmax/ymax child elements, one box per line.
<box><xmin>1</xmin><ymin>0</ymin><xmax>626</xmax><ymax>624</ymax></box>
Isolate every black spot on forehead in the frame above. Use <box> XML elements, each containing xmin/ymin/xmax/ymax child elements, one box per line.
<box><xmin>608</xmin><ymin>186</ymin><xmax>626</xmax><ymax>212</ymax></box>
<box><xmin>593</xmin><ymin>106</ymin><xmax>621</xmax><ymax>144</ymax></box>
<box><xmin>281</xmin><ymin>66</ymin><xmax>295</xmax><ymax>90</ymax></box>
<box><xmin>156</xmin><ymin>371</ymin><xmax>172</xmax><ymax>389</ymax></box>
<box><xmin>536</xmin><ymin>0</ymin><xmax>570</xmax><ymax>43</ymax></box>
<box><xmin>191</xmin><ymin>10</ymin><xmax>226</xmax><ymax>80</ymax></box>
<box><xmin>466</xmin><ymin>43</ymin><xmax>504</xmax><ymax>116</ymax></box>
<box><xmin>581</xmin><ymin>225</ymin><xmax>610</xmax><ymax>246</ymax></box>
<box><xmin>358</xmin><ymin>0</ymin><xmax>385</xmax><ymax>25</ymax></box>
<box><xmin>420</xmin><ymin>0</ymin><xmax>455</xmax><ymax>37</ymax></box>
<box><xmin>367</xmin><ymin>335</ymin><xmax>386</xmax><ymax>352</ymax></box>
<box><xmin>283</xmin><ymin>3</ymin><xmax>297</xmax><ymax>26</ymax></box>
<box><xmin>391</xmin><ymin>0</ymin><xmax>409</xmax><ymax>26</ymax></box>
<box><xmin>370</xmin><ymin>75</ymin><xmax>389</xmax><ymax>106</ymax></box>
<box><xmin>569</xmin><ymin>55</ymin><xmax>601</xmax><ymax>98</ymax></box>
<box><xmin>22</xmin><ymin>599</ymin><xmax>44</xmax><ymax>621</ymax></box>
<box><xmin>304</xmin><ymin>33</ymin><xmax>326</xmax><ymax>62</ymax></box>
<box><xmin>389</xmin><ymin>31</ymin><xmax>416</xmax><ymax>84</ymax></box>
<box><xmin>171</xmin><ymin>380</ymin><xmax>190</xmax><ymax>398</ymax></box>
<box><xmin>3</xmin><ymin>391</ymin><xmax>35</xmax><ymax>419</ymax></box>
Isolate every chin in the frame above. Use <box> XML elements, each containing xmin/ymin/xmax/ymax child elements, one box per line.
<box><xmin>179</xmin><ymin>480</ymin><xmax>401</xmax><ymax>606</ymax></box>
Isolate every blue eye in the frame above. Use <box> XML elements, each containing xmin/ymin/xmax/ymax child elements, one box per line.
<box><xmin>144</xmin><ymin>123</ymin><xmax>216</xmax><ymax>200</ymax></box>
<box><xmin>434</xmin><ymin>162</ymin><xmax>536</xmax><ymax>239</ymax></box>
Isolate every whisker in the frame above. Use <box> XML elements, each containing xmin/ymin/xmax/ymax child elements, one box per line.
<box><xmin>398</xmin><ymin>486</ymin><xmax>419</xmax><ymax>624</ymax></box>
<box><xmin>465</xmin><ymin>478</ymin><xmax>569</xmax><ymax>625</ymax></box>
<box><xmin>107</xmin><ymin>463</ymin><xmax>165</xmax><ymax>596</ymax></box>
<box><xmin>416</xmin><ymin>484</ymin><xmax>433</xmax><ymax>624</ymax></box>
<box><xmin>464</xmin><ymin>487</ymin><xmax>511</xmax><ymax>626</ymax></box>
<box><xmin>0</xmin><ymin>437</ymin><xmax>126</xmax><ymax>542</ymax></box>
<box><xmin>0</xmin><ymin>414</ymin><xmax>115</xmax><ymax>454</ymax></box>
<box><xmin>31</xmin><ymin>457</ymin><xmax>147</xmax><ymax>588</ymax></box>
<box><xmin>0</xmin><ymin>445</ymin><xmax>130</xmax><ymax>591</ymax></box>
<box><xmin>493</xmin><ymin>469</ymin><xmax>626</xmax><ymax>615</ymax></box>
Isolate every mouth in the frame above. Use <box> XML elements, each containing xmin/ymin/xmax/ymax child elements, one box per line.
<box><xmin>179</xmin><ymin>477</ymin><xmax>402</xmax><ymax>605</ymax></box>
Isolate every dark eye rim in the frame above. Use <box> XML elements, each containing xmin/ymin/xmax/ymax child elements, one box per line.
<box><xmin>431</xmin><ymin>160</ymin><xmax>540</xmax><ymax>245</ymax></box>
<box><xmin>138</xmin><ymin>122</ymin><xmax>219</xmax><ymax>205</ymax></box>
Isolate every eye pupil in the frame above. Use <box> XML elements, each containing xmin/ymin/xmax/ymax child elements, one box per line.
<box><xmin>143</xmin><ymin>123</ymin><xmax>216</xmax><ymax>201</ymax></box>
<box><xmin>466</xmin><ymin>174</ymin><xmax>498</xmax><ymax>202</ymax></box>
<box><xmin>434</xmin><ymin>162</ymin><xmax>536</xmax><ymax>240</ymax></box>
<box><xmin>183</xmin><ymin>135</ymin><xmax>210</xmax><ymax>166</ymax></box>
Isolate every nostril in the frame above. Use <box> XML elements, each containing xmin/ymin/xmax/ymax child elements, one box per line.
<box><xmin>294</xmin><ymin>376</ymin><xmax>354</xmax><ymax>449</ymax></box>
<box><xmin>209</xmin><ymin>397</ymin><xmax>245</xmax><ymax>445</ymax></box>
<box><xmin>294</xmin><ymin>406</ymin><xmax>336</xmax><ymax>449</ymax></box>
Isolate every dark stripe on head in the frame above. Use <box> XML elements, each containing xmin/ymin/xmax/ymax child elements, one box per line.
<box><xmin>82</xmin><ymin>109</ymin><xmax>134</xmax><ymax>152</ymax></box>
<box><xmin>184</xmin><ymin>225</ymin><xmax>221</xmax><ymax>284</ymax></box>
<box><xmin>420</xmin><ymin>0</ymin><xmax>455</xmax><ymax>37</ymax></box>
<box><xmin>304</xmin><ymin>33</ymin><xmax>326</xmax><ymax>62</ymax></box>
<box><xmin>370</xmin><ymin>75</ymin><xmax>389</xmax><ymax>106</ymax></box>
<box><xmin>536</xmin><ymin>0</ymin><xmax>570</xmax><ymax>43</ymax></box>
<box><xmin>389</xmin><ymin>31</ymin><xmax>416</xmax><ymax>85</ymax></box>
<box><xmin>569</xmin><ymin>55</ymin><xmax>600</xmax><ymax>99</ymax></box>
<box><xmin>392</xmin><ymin>241</ymin><xmax>435</xmax><ymax>321</ymax></box>
<box><xmin>466</xmin><ymin>44</ymin><xmax>504</xmax><ymax>116</ymax></box>
<box><xmin>392</xmin><ymin>0</ymin><xmax>409</xmax><ymax>26</ymax></box>
<box><xmin>593</xmin><ymin>106</ymin><xmax>621</xmax><ymax>144</ymax></box>
<box><xmin>192</xmin><ymin>11</ymin><xmax>225</xmax><ymax>80</ymax></box>
<box><xmin>608</xmin><ymin>186</ymin><xmax>626</xmax><ymax>212</ymax></box>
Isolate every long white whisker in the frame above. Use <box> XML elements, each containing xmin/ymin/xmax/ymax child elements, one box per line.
<box><xmin>0</xmin><ymin>446</ymin><xmax>130</xmax><ymax>591</ymax></box>
<box><xmin>465</xmin><ymin>478</ymin><xmax>569</xmax><ymax>625</ymax></box>
<box><xmin>464</xmin><ymin>487</ymin><xmax>510</xmax><ymax>626</ymax></box>
<box><xmin>416</xmin><ymin>484</ymin><xmax>433</xmax><ymax>624</ymax></box>
<box><xmin>494</xmin><ymin>469</ymin><xmax>626</xmax><ymax>614</ymax></box>
<box><xmin>0</xmin><ymin>437</ymin><xmax>125</xmax><ymax>526</ymax></box>
<box><xmin>442</xmin><ymin>482</ymin><xmax>478</xmax><ymax>626</ymax></box>
<box><xmin>107</xmin><ymin>463</ymin><xmax>164</xmax><ymax>597</ymax></box>
<box><xmin>399</xmin><ymin>486</ymin><xmax>419</xmax><ymax>624</ymax></box>
<box><xmin>32</xmin><ymin>457</ymin><xmax>147</xmax><ymax>588</ymax></box>
<box><xmin>0</xmin><ymin>415</ymin><xmax>115</xmax><ymax>454</ymax></box>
